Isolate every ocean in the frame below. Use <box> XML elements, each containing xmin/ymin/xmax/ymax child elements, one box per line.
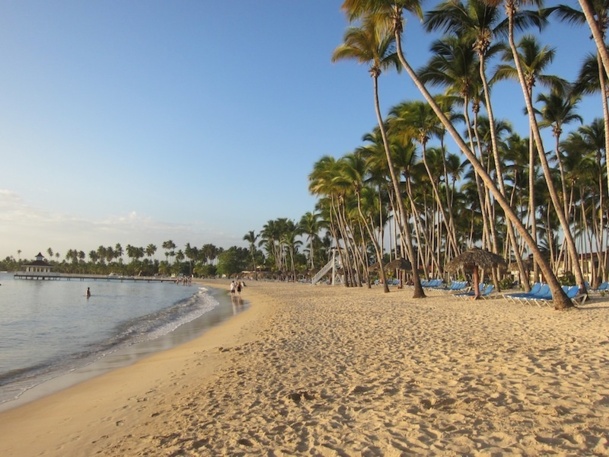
<box><xmin>0</xmin><ymin>272</ymin><xmax>240</xmax><ymax>410</ymax></box>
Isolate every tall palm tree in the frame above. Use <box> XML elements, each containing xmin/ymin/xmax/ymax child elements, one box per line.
<box><xmin>536</xmin><ymin>89</ymin><xmax>583</xmax><ymax>220</ymax></box>
<box><xmin>389</xmin><ymin>100</ymin><xmax>459</xmax><ymax>256</ymax></box>
<box><xmin>425</xmin><ymin>0</ymin><xmax>542</xmax><ymax>291</ymax></box>
<box><xmin>571</xmin><ymin>1</ymin><xmax>609</xmax><ymax>81</ymax></box>
<box><xmin>243</xmin><ymin>230</ymin><xmax>259</xmax><ymax>279</ymax></box>
<box><xmin>341</xmin><ymin>151</ymin><xmax>391</xmax><ymax>291</ymax></box>
<box><xmin>572</xmin><ymin>52</ymin><xmax>609</xmax><ymax>195</ymax></box>
<box><xmin>300</xmin><ymin>211</ymin><xmax>326</xmax><ymax>271</ymax></box>
<box><xmin>491</xmin><ymin>0</ymin><xmax>587</xmax><ymax>299</ymax></box>
<box><xmin>162</xmin><ymin>240</ymin><xmax>176</xmax><ymax>265</ymax></box>
<box><xmin>493</xmin><ymin>33</ymin><xmax>566</xmax><ymax>283</ymax></box>
<box><xmin>145</xmin><ymin>244</ymin><xmax>157</xmax><ymax>263</ymax></box>
<box><xmin>340</xmin><ymin>0</ymin><xmax>573</xmax><ymax>308</ymax></box>
<box><xmin>333</xmin><ymin>12</ymin><xmax>426</xmax><ymax>297</ymax></box>
<box><xmin>549</xmin><ymin>3</ymin><xmax>609</xmax><ymax>195</ymax></box>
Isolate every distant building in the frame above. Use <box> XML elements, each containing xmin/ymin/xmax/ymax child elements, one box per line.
<box><xmin>23</xmin><ymin>252</ymin><xmax>53</xmax><ymax>274</ymax></box>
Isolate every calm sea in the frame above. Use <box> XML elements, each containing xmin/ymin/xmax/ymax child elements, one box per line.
<box><xmin>0</xmin><ymin>272</ymin><xmax>240</xmax><ymax>409</ymax></box>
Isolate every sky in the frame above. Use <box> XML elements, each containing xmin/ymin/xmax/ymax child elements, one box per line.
<box><xmin>0</xmin><ymin>0</ymin><xmax>600</xmax><ymax>261</ymax></box>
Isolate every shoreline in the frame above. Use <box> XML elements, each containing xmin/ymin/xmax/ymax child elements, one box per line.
<box><xmin>1</xmin><ymin>281</ymin><xmax>609</xmax><ymax>455</ymax></box>
<box><xmin>0</xmin><ymin>280</ymin><xmax>242</xmax><ymax>413</ymax></box>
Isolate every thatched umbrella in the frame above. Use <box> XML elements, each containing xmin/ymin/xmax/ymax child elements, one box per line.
<box><xmin>446</xmin><ymin>248</ymin><xmax>506</xmax><ymax>299</ymax></box>
<box><xmin>368</xmin><ymin>262</ymin><xmax>381</xmax><ymax>272</ymax></box>
<box><xmin>385</xmin><ymin>258</ymin><xmax>412</xmax><ymax>271</ymax></box>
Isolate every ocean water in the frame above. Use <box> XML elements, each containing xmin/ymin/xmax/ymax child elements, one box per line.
<box><xmin>0</xmin><ymin>272</ymin><xmax>240</xmax><ymax>409</ymax></box>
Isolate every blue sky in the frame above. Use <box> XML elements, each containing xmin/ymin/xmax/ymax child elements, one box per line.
<box><xmin>0</xmin><ymin>0</ymin><xmax>600</xmax><ymax>260</ymax></box>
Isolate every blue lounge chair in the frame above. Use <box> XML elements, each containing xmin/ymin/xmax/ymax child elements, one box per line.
<box><xmin>592</xmin><ymin>281</ymin><xmax>609</xmax><ymax>293</ymax></box>
<box><xmin>513</xmin><ymin>284</ymin><xmax>550</xmax><ymax>305</ymax></box>
<box><xmin>445</xmin><ymin>281</ymin><xmax>468</xmax><ymax>292</ymax></box>
<box><xmin>503</xmin><ymin>283</ymin><xmax>542</xmax><ymax>303</ymax></box>
<box><xmin>534</xmin><ymin>285</ymin><xmax>588</xmax><ymax>307</ymax></box>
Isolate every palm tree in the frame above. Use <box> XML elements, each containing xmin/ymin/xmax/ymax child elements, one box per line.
<box><xmin>340</xmin><ymin>0</ymin><xmax>572</xmax><ymax>308</ymax></box>
<box><xmin>243</xmin><ymin>230</ymin><xmax>259</xmax><ymax>279</ymax></box>
<box><xmin>492</xmin><ymin>0</ymin><xmax>588</xmax><ymax>297</ymax></box>
<box><xmin>549</xmin><ymin>3</ymin><xmax>609</xmax><ymax>195</ymax></box>
<box><xmin>145</xmin><ymin>244</ymin><xmax>157</xmax><ymax>263</ymax></box>
<box><xmin>340</xmin><ymin>151</ymin><xmax>391</xmax><ymax>291</ymax></box>
<box><xmin>571</xmin><ymin>52</ymin><xmax>609</xmax><ymax>195</ymax></box>
<box><xmin>571</xmin><ymin>1</ymin><xmax>609</xmax><ymax>82</ymax></box>
<box><xmin>162</xmin><ymin>240</ymin><xmax>176</xmax><ymax>264</ymax></box>
<box><xmin>425</xmin><ymin>0</ymin><xmax>545</xmax><ymax>291</ymax></box>
<box><xmin>536</xmin><ymin>89</ymin><xmax>583</xmax><ymax>221</ymax></box>
<box><xmin>332</xmin><ymin>12</ymin><xmax>426</xmax><ymax>297</ymax></box>
<box><xmin>184</xmin><ymin>243</ymin><xmax>197</xmax><ymax>276</ymax></box>
<box><xmin>389</xmin><ymin>100</ymin><xmax>460</xmax><ymax>257</ymax></box>
<box><xmin>493</xmin><ymin>33</ymin><xmax>566</xmax><ymax>283</ymax></box>
<box><xmin>299</xmin><ymin>212</ymin><xmax>323</xmax><ymax>271</ymax></box>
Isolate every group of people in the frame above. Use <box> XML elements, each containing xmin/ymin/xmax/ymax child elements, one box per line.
<box><xmin>229</xmin><ymin>280</ymin><xmax>245</xmax><ymax>295</ymax></box>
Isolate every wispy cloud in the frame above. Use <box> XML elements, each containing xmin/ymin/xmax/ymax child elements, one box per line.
<box><xmin>0</xmin><ymin>189</ymin><xmax>243</xmax><ymax>259</ymax></box>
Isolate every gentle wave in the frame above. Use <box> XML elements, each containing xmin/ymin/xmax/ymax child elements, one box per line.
<box><xmin>0</xmin><ymin>280</ymin><xmax>222</xmax><ymax>406</ymax></box>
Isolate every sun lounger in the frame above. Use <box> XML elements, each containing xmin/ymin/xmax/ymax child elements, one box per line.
<box><xmin>444</xmin><ymin>281</ymin><xmax>468</xmax><ymax>292</ymax></box>
<box><xmin>591</xmin><ymin>281</ymin><xmax>609</xmax><ymax>293</ymax></box>
<box><xmin>422</xmin><ymin>279</ymin><xmax>444</xmax><ymax>289</ymax></box>
<box><xmin>530</xmin><ymin>285</ymin><xmax>588</xmax><ymax>307</ymax></box>
<box><xmin>503</xmin><ymin>283</ymin><xmax>542</xmax><ymax>303</ymax></box>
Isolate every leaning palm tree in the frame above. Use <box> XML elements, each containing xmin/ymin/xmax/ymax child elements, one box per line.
<box><xmin>425</xmin><ymin>0</ymin><xmax>541</xmax><ymax>292</ymax></box>
<box><xmin>571</xmin><ymin>52</ymin><xmax>609</xmax><ymax>195</ymax></box>
<box><xmin>491</xmin><ymin>0</ymin><xmax>587</xmax><ymax>298</ymax></box>
<box><xmin>332</xmin><ymin>13</ymin><xmax>426</xmax><ymax>297</ymax></box>
<box><xmin>340</xmin><ymin>0</ymin><xmax>573</xmax><ymax>308</ymax></box>
<box><xmin>569</xmin><ymin>1</ymin><xmax>609</xmax><ymax>82</ymax></box>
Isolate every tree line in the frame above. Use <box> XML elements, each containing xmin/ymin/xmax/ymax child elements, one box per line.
<box><xmin>1</xmin><ymin>215</ymin><xmax>335</xmax><ymax>279</ymax></box>
<box><xmin>312</xmin><ymin>0</ymin><xmax>609</xmax><ymax>309</ymax></box>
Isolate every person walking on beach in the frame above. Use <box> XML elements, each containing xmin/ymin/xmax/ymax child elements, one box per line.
<box><xmin>237</xmin><ymin>281</ymin><xmax>242</xmax><ymax>295</ymax></box>
<box><xmin>230</xmin><ymin>280</ymin><xmax>236</xmax><ymax>295</ymax></box>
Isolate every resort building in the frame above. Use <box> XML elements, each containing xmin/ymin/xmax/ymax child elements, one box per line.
<box><xmin>24</xmin><ymin>252</ymin><xmax>53</xmax><ymax>274</ymax></box>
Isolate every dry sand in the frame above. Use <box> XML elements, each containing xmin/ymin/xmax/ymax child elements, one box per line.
<box><xmin>1</xmin><ymin>280</ymin><xmax>609</xmax><ymax>456</ymax></box>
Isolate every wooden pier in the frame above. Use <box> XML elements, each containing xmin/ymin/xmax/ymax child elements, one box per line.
<box><xmin>13</xmin><ymin>273</ymin><xmax>177</xmax><ymax>283</ymax></box>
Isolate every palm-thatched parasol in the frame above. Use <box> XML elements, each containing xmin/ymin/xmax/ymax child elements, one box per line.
<box><xmin>368</xmin><ymin>262</ymin><xmax>380</xmax><ymax>272</ymax></box>
<box><xmin>446</xmin><ymin>248</ymin><xmax>506</xmax><ymax>299</ymax></box>
<box><xmin>385</xmin><ymin>258</ymin><xmax>412</xmax><ymax>271</ymax></box>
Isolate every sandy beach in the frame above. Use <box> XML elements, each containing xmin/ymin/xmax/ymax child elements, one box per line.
<box><xmin>1</xmin><ymin>280</ymin><xmax>609</xmax><ymax>456</ymax></box>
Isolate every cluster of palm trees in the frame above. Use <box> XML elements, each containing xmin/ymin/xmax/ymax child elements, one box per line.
<box><xmin>308</xmin><ymin>0</ymin><xmax>609</xmax><ymax>309</ymax></box>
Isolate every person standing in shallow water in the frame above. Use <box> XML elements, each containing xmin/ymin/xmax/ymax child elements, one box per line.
<box><xmin>86</xmin><ymin>287</ymin><xmax>91</xmax><ymax>299</ymax></box>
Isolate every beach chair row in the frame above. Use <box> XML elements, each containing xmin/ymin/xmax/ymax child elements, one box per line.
<box><xmin>445</xmin><ymin>280</ymin><xmax>468</xmax><ymax>292</ymax></box>
<box><xmin>421</xmin><ymin>278</ymin><xmax>444</xmax><ymax>289</ymax></box>
<box><xmin>591</xmin><ymin>281</ymin><xmax>609</xmax><ymax>293</ymax></box>
<box><xmin>503</xmin><ymin>283</ymin><xmax>587</xmax><ymax>307</ymax></box>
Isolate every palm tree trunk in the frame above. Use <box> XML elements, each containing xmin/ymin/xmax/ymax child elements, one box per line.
<box><xmin>578</xmin><ymin>0</ymin><xmax>609</xmax><ymax>79</ymax></box>
<box><xmin>372</xmin><ymin>73</ymin><xmax>425</xmax><ymax>298</ymax></box>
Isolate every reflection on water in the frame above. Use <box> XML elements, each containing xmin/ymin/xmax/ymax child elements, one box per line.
<box><xmin>231</xmin><ymin>294</ymin><xmax>245</xmax><ymax>314</ymax></box>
